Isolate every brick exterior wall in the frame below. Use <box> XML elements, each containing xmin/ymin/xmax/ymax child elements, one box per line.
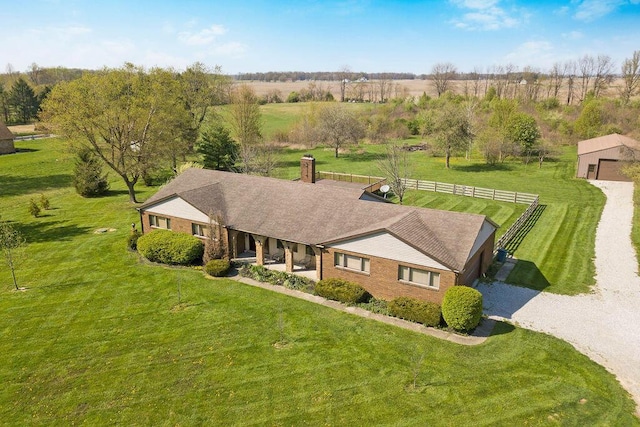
<box><xmin>322</xmin><ymin>247</ymin><xmax>457</xmax><ymax>304</ymax></box>
<box><xmin>459</xmin><ymin>229</ymin><xmax>496</xmax><ymax>286</ymax></box>
<box><xmin>140</xmin><ymin>212</ymin><xmax>229</xmax><ymax>248</ymax></box>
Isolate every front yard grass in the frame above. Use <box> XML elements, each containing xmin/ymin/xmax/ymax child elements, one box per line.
<box><xmin>0</xmin><ymin>138</ymin><xmax>637</xmax><ymax>424</ymax></box>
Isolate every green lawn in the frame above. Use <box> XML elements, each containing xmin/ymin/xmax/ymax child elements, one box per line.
<box><xmin>271</xmin><ymin>141</ymin><xmax>604</xmax><ymax>294</ymax></box>
<box><xmin>0</xmin><ymin>138</ymin><xmax>638</xmax><ymax>424</ymax></box>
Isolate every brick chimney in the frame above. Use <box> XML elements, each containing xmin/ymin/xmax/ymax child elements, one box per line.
<box><xmin>300</xmin><ymin>154</ymin><xmax>316</xmax><ymax>183</ymax></box>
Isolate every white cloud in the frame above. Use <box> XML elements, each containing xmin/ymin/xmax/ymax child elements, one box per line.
<box><xmin>178</xmin><ymin>24</ymin><xmax>227</xmax><ymax>46</ymax></box>
<box><xmin>504</xmin><ymin>40</ymin><xmax>555</xmax><ymax>68</ymax></box>
<box><xmin>562</xmin><ymin>30</ymin><xmax>584</xmax><ymax>40</ymax></box>
<box><xmin>449</xmin><ymin>0</ymin><xmax>520</xmax><ymax>30</ymax></box>
<box><xmin>573</xmin><ymin>0</ymin><xmax>626</xmax><ymax>21</ymax></box>
<box><xmin>211</xmin><ymin>41</ymin><xmax>247</xmax><ymax>56</ymax></box>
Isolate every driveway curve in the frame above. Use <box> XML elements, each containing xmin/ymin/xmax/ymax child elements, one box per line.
<box><xmin>478</xmin><ymin>180</ymin><xmax>640</xmax><ymax>412</ymax></box>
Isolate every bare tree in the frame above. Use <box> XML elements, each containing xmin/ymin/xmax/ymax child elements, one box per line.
<box><xmin>204</xmin><ymin>211</ymin><xmax>227</xmax><ymax>264</ymax></box>
<box><xmin>620</xmin><ymin>50</ymin><xmax>640</xmax><ymax>104</ymax></box>
<box><xmin>592</xmin><ymin>54</ymin><xmax>614</xmax><ymax>98</ymax></box>
<box><xmin>315</xmin><ymin>104</ymin><xmax>365</xmax><ymax>158</ymax></box>
<box><xmin>229</xmin><ymin>84</ymin><xmax>263</xmax><ymax>151</ymax></box>
<box><xmin>336</xmin><ymin>66</ymin><xmax>352</xmax><ymax>102</ymax></box>
<box><xmin>578</xmin><ymin>54</ymin><xmax>595</xmax><ymax>101</ymax></box>
<box><xmin>431</xmin><ymin>62</ymin><xmax>457</xmax><ymax>97</ymax></box>
<box><xmin>548</xmin><ymin>62</ymin><xmax>565</xmax><ymax>99</ymax></box>
<box><xmin>565</xmin><ymin>60</ymin><xmax>577</xmax><ymax>105</ymax></box>
<box><xmin>0</xmin><ymin>220</ymin><xmax>26</xmax><ymax>291</ymax></box>
<box><xmin>27</xmin><ymin>63</ymin><xmax>42</xmax><ymax>86</ymax></box>
<box><xmin>377</xmin><ymin>141</ymin><xmax>411</xmax><ymax>204</ymax></box>
<box><xmin>376</xmin><ymin>74</ymin><xmax>393</xmax><ymax>103</ymax></box>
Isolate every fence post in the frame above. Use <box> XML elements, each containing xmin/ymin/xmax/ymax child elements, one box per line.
<box><xmin>472</xmin><ymin>186</ymin><xmax>475</xmax><ymax>198</ymax></box>
<box><xmin>492</xmin><ymin>189</ymin><xmax>496</xmax><ymax>200</ymax></box>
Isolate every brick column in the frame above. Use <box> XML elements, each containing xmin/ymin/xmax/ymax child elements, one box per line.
<box><xmin>283</xmin><ymin>241</ymin><xmax>295</xmax><ymax>273</ymax></box>
<box><xmin>252</xmin><ymin>235</ymin><xmax>267</xmax><ymax>266</ymax></box>
<box><xmin>312</xmin><ymin>246</ymin><xmax>322</xmax><ymax>280</ymax></box>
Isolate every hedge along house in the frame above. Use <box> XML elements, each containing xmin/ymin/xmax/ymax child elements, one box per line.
<box><xmin>137</xmin><ymin>156</ymin><xmax>497</xmax><ymax>304</ymax></box>
<box><xmin>0</xmin><ymin>122</ymin><xmax>16</xmax><ymax>155</ymax></box>
<box><xmin>576</xmin><ymin>134</ymin><xmax>640</xmax><ymax>182</ymax></box>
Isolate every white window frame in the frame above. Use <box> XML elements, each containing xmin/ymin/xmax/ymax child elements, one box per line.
<box><xmin>149</xmin><ymin>214</ymin><xmax>171</xmax><ymax>230</ymax></box>
<box><xmin>398</xmin><ymin>265</ymin><xmax>440</xmax><ymax>290</ymax></box>
<box><xmin>191</xmin><ymin>223</ymin><xmax>207</xmax><ymax>237</ymax></box>
<box><xmin>334</xmin><ymin>252</ymin><xmax>370</xmax><ymax>274</ymax></box>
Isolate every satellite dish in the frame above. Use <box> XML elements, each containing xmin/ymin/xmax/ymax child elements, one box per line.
<box><xmin>380</xmin><ymin>185</ymin><xmax>390</xmax><ymax>193</ymax></box>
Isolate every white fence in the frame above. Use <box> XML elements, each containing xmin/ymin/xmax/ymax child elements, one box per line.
<box><xmin>318</xmin><ymin>171</ymin><xmax>541</xmax><ymax>252</ymax></box>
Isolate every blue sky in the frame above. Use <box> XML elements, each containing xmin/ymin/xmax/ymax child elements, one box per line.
<box><xmin>2</xmin><ymin>0</ymin><xmax>639</xmax><ymax>74</ymax></box>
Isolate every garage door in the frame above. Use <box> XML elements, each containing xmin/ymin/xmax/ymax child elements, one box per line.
<box><xmin>597</xmin><ymin>159</ymin><xmax>631</xmax><ymax>182</ymax></box>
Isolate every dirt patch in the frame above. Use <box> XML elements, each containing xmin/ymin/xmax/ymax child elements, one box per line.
<box><xmin>8</xmin><ymin>124</ymin><xmax>35</xmax><ymax>134</ymax></box>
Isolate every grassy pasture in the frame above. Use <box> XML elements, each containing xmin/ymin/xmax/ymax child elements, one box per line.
<box><xmin>0</xmin><ymin>138</ymin><xmax>638</xmax><ymax>425</ymax></box>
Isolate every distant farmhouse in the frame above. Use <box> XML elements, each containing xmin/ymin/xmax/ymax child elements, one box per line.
<box><xmin>577</xmin><ymin>134</ymin><xmax>640</xmax><ymax>182</ymax></box>
<box><xmin>0</xmin><ymin>122</ymin><xmax>15</xmax><ymax>155</ymax></box>
<box><xmin>138</xmin><ymin>156</ymin><xmax>497</xmax><ymax>304</ymax></box>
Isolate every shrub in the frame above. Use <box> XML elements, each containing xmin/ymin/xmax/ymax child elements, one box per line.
<box><xmin>127</xmin><ymin>230</ymin><xmax>142</xmax><ymax>250</ymax></box>
<box><xmin>238</xmin><ymin>264</ymin><xmax>314</xmax><ymax>291</ymax></box>
<box><xmin>205</xmin><ymin>259</ymin><xmax>231</xmax><ymax>277</ymax></box>
<box><xmin>441</xmin><ymin>286</ymin><xmax>483</xmax><ymax>332</ymax></box>
<box><xmin>315</xmin><ymin>278</ymin><xmax>370</xmax><ymax>304</ymax></box>
<box><xmin>137</xmin><ymin>230</ymin><xmax>204</xmax><ymax>265</ymax></box>
<box><xmin>388</xmin><ymin>297</ymin><xmax>441</xmax><ymax>327</ymax></box>
<box><xmin>39</xmin><ymin>194</ymin><xmax>50</xmax><ymax>210</ymax></box>
<box><xmin>28</xmin><ymin>199</ymin><xmax>41</xmax><ymax>217</ymax></box>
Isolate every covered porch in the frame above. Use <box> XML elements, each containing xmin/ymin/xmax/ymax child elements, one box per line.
<box><xmin>228</xmin><ymin>230</ymin><xmax>322</xmax><ymax>281</ymax></box>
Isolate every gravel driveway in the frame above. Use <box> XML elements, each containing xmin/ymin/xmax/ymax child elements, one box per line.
<box><xmin>478</xmin><ymin>180</ymin><xmax>640</xmax><ymax>412</ymax></box>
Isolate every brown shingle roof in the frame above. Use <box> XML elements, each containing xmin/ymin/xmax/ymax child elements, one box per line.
<box><xmin>140</xmin><ymin>169</ymin><xmax>493</xmax><ymax>271</ymax></box>
<box><xmin>577</xmin><ymin>134</ymin><xmax>640</xmax><ymax>156</ymax></box>
<box><xmin>0</xmin><ymin>122</ymin><xmax>14</xmax><ymax>141</ymax></box>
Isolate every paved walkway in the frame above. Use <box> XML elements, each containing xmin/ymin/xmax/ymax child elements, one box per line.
<box><xmin>231</xmin><ymin>275</ymin><xmax>495</xmax><ymax>346</ymax></box>
<box><xmin>478</xmin><ymin>180</ymin><xmax>640</xmax><ymax>413</ymax></box>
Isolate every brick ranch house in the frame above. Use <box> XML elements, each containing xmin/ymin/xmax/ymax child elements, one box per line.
<box><xmin>137</xmin><ymin>156</ymin><xmax>497</xmax><ymax>304</ymax></box>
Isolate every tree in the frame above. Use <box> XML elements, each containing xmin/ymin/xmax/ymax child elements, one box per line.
<box><xmin>0</xmin><ymin>219</ymin><xmax>25</xmax><ymax>290</ymax></box>
<box><xmin>197</xmin><ymin>123</ymin><xmax>239</xmax><ymax>171</ymax></box>
<box><xmin>337</xmin><ymin>66</ymin><xmax>352</xmax><ymax>102</ymax></box>
<box><xmin>229</xmin><ymin>84</ymin><xmax>263</xmax><ymax>173</ymax></box>
<box><xmin>578</xmin><ymin>54</ymin><xmax>595</xmax><ymax>102</ymax></box>
<box><xmin>8</xmin><ymin>78</ymin><xmax>38</xmax><ymax>124</ymax></box>
<box><xmin>505</xmin><ymin>113</ymin><xmax>540</xmax><ymax>163</ymax></box>
<box><xmin>620</xmin><ymin>50</ymin><xmax>640</xmax><ymax>105</ymax></box>
<box><xmin>377</xmin><ymin>141</ymin><xmax>411</xmax><ymax>204</ymax></box>
<box><xmin>315</xmin><ymin>104</ymin><xmax>365</xmax><ymax>158</ymax></box>
<box><xmin>73</xmin><ymin>148</ymin><xmax>110</xmax><ymax>197</ymax></box>
<box><xmin>488</xmin><ymin>98</ymin><xmax>519</xmax><ymax>162</ymax></box>
<box><xmin>431</xmin><ymin>62</ymin><xmax>457</xmax><ymax>97</ymax></box>
<box><xmin>592</xmin><ymin>54</ymin><xmax>614</xmax><ymax>98</ymax></box>
<box><xmin>432</xmin><ymin>102</ymin><xmax>473</xmax><ymax>168</ymax></box>
<box><xmin>41</xmin><ymin>64</ymin><xmax>190</xmax><ymax>203</ymax></box>
<box><xmin>574</xmin><ymin>99</ymin><xmax>603</xmax><ymax>139</ymax></box>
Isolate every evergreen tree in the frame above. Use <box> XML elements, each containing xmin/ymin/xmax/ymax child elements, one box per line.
<box><xmin>9</xmin><ymin>77</ymin><xmax>38</xmax><ymax>123</ymax></box>
<box><xmin>197</xmin><ymin>123</ymin><xmax>239</xmax><ymax>171</ymax></box>
<box><xmin>73</xmin><ymin>148</ymin><xmax>110</xmax><ymax>197</ymax></box>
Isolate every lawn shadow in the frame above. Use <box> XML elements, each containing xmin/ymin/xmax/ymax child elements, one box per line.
<box><xmin>15</xmin><ymin>147</ymin><xmax>40</xmax><ymax>153</ymax></box>
<box><xmin>452</xmin><ymin>163</ymin><xmax>514</xmax><ymax>172</ymax></box>
<box><xmin>342</xmin><ymin>151</ymin><xmax>384</xmax><ymax>163</ymax></box>
<box><xmin>489</xmin><ymin>321</ymin><xmax>516</xmax><ymax>337</ymax></box>
<box><xmin>506</xmin><ymin>259</ymin><xmax>551</xmax><ymax>292</ymax></box>
<box><xmin>503</xmin><ymin>204</ymin><xmax>547</xmax><ymax>254</ymax></box>
<box><xmin>0</xmin><ymin>174</ymin><xmax>72</xmax><ymax>197</ymax></box>
<box><xmin>14</xmin><ymin>220</ymin><xmax>93</xmax><ymax>243</ymax></box>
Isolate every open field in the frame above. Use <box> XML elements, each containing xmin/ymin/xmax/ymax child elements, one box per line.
<box><xmin>0</xmin><ymin>138</ymin><xmax>637</xmax><ymax>424</ymax></box>
<box><xmin>243</xmin><ymin>78</ymin><xmax>629</xmax><ymax>102</ymax></box>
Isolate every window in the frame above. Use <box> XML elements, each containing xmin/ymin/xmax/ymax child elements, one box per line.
<box><xmin>191</xmin><ymin>223</ymin><xmax>207</xmax><ymax>237</ymax></box>
<box><xmin>149</xmin><ymin>215</ymin><xmax>171</xmax><ymax>230</ymax></box>
<box><xmin>334</xmin><ymin>252</ymin><xmax>370</xmax><ymax>274</ymax></box>
<box><xmin>399</xmin><ymin>266</ymin><xmax>440</xmax><ymax>289</ymax></box>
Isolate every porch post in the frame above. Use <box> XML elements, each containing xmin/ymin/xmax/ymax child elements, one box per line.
<box><xmin>282</xmin><ymin>241</ymin><xmax>295</xmax><ymax>273</ymax></box>
<box><xmin>228</xmin><ymin>229</ymin><xmax>239</xmax><ymax>259</ymax></box>
<box><xmin>312</xmin><ymin>246</ymin><xmax>322</xmax><ymax>280</ymax></box>
<box><xmin>252</xmin><ymin>235</ymin><xmax>267</xmax><ymax>266</ymax></box>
